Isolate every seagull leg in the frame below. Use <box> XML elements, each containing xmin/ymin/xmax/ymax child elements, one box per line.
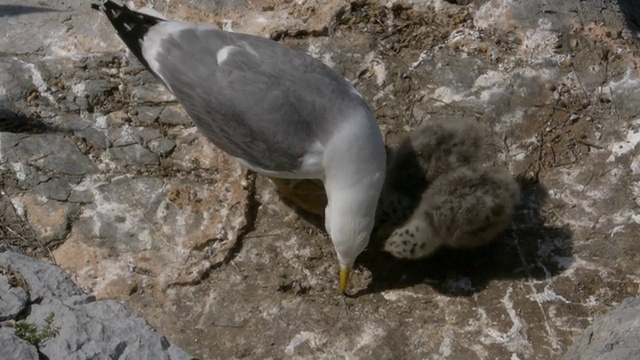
<box><xmin>268</xmin><ymin>177</ymin><xmax>327</xmax><ymax>217</ymax></box>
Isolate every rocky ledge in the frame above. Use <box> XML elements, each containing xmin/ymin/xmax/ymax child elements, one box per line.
<box><xmin>0</xmin><ymin>246</ymin><xmax>195</xmax><ymax>360</ymax></box>
<box><xmin>2</xmin><ymin>0</ymin><xmax>640</xmax><ymax>358</ymax></box>
<box><xmin>2</xmin><ymin>239</ymin><xmax>639</xmax><ymax>360</ymax></box>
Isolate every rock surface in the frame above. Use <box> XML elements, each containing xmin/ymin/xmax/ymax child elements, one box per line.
<box><xmin>1</xmin><ymin>0</ymin><xmax>640</xmax><ymax>359</ymax></box>
<box><xmin>0</xmin><ymin>328</ymin><xmax>39</xmax><ymax>360</ymax></box>
<box><xmin>563</xmin><ymin>297</ymin><xmax>640</xmax><ymax>360</ymax></box>
<box><xmin>0</xmin><ymin>247</ymin><xmax>194</xmax><ymax>360</ymax></box>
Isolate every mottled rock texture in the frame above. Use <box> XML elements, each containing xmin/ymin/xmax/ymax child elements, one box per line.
<box><xmin>1</xmin><ymin>0</ymin><xmax>640</xmax><ymax>359</ymax></box>
<box><xmin>563</xmin><ymin>297</ymin><xmax>640</xmax><ymax>360</ymax></box>
<box><xmin>0</xmin><ymin>247</ymin><xmax>194</xmax><ymax>360</ymax></box>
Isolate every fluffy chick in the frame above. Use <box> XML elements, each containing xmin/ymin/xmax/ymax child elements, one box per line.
<box><xmin>376</xmin><ymin>119</ymin><xmax>487</xmax><ymax>234</ymax></box>
<box><xmin>384</xmin><ymin>119</ymin><xmax>487</xmax><ymax>197</ymax></box>
<box><xmin>383</xmin><ymin>165</ymin><xmax>520</xmax><ymax>259</ymax></box>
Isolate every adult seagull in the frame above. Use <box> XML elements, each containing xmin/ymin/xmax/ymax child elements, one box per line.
<box><xmin>92</xmin><ymin>1</ymin><xmax>386</xmax><ymax>293</ymax></box>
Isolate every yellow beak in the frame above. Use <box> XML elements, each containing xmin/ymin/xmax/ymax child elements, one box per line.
<box><xmin>340</xmin><ymin>268</ymin><xmax>351</xmax><ymax>294</ymax></box>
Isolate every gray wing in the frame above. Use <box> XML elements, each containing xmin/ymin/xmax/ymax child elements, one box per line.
<box><xmin>147</xmin><ymin>24</ymin><xmax>366</xmax><ymax>172</ymax></box>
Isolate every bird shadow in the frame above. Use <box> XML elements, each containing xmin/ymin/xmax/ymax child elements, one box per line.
<box><xmin>0</xmin><ymin>108</ymin><xmax>64</xmax><ymax>134</ymax></box>
<box><xmin>0</xmin><ymin>5</ymin><xmax>61</xmax><ymax>18</ymax></box>
<box><xmin>353</xmin><ymin>176</ymin><xmax>574</xmax><ymax>297</ymax></box>
<box><xmin>618</xmin><ymin>0</ymin><xmax>640</xmax><ymax>32</ymax></box>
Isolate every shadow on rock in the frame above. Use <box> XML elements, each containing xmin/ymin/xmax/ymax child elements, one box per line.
<box><xmin>0</xmin><ymin>108</ymin><xmax>64</xmax><ymax>134</ymax></box>
<box><xmin>0</xmin><ymin>5</ymin><xmax>60</xmax><ymax>17</ymax></box>
<box><xmin>618</xmin><ymin>0</ymin><xmax>640</xmax><ymax>32</ymax></box>
<box><xmin>355</xmin><ymin>177</ymin><xmax>574</xmax><ymax>297</ymax></box>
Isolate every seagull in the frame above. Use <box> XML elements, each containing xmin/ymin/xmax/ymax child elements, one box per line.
<box><xmin>91</xmin><ymin>1</ymin><xmax>386</xmax><ymax>293</ymax></box>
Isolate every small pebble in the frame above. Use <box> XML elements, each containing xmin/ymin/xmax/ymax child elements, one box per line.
<box><xmin>570</xmin><ymin>38</ymin><xmax>579</xmax><ymax>48</ymax></box>
<box><xmin>570</xmin><ymin>114</ymin><xmax>579</xmax><ymax>123</ymax></box>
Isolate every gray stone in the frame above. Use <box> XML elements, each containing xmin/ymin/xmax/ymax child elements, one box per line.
<box><xmin>109</xmin><ymin>128</ymin><xmax>138</xmax><ymax>146</ymax></box>
<box><xmin>80</xmin><ymin>79</ymin><xmax>120</xmax><ymax>111</ymax></box>
<box><xmin>110</xmin><ymin>127</ymin><xmax>163</xmax><ymax>147</ymax></box>
<box><xmin>73</xmin><ymin>177</ymin><xmax>166</xmax><ymax>244</ymax></box>
<box><xmin>509</xmin><ymin>0</ymin><xmax>623</xmax><ymax>32</ymax></box>
<box><xmin>75</xmin><ymin>127</ymin><xmax>112</xmax><ymax>150</ymax></box>
<box><xmin>135</xmin><ymin>106</ymin><xmax>164</xmax><ymax>125</ymax></box>
<box><xmin>0</xmin><ymin>275</ymin><xmax>28</xmax><ymax>321</ymax></box>
<box><xmin>66</xmin><ymin>294</ymin><xmax>96</xmax><ymax>306</ymax></box>
<box><xmin>148</xmin><ymin>137</ymin><xmax>176</xmax><ymax>157</ymax></box>
<box><xmin>0</xmin><ymin>328</ymin><xmax>38</xmax><ymax>360</ymax></box>
<box><xmin>1</xmin><ymin>161</ymin><xmax>44</xmax><ymax>189</ymax></box>
<box><xmin>10</xmin><ymin>135</ymin><xmax>97</xmax><ymax>175</ymax></box>
<box><xmin>0</xmin><ymin>250</ymin><xmax>83</xmax><ymax>302</ymax></box>
<box><xmin>34</xmin><ymin>178</ymin><xmax>72</xmax><ymax>201</ymax></box>
<box><xmin>74</xmin><ymin>96</ymin><xmax>91</xmax><ymax>112</ymax></box>
<box><xmin>158</xmin><ymin>105</ymin><xmax>192</xmax><ymax>126</ymax></box>
<box><xmin>101</xmin><ymin>112</ymin><xmax>129</xmax><ymax>128</ymax></box>
<box><xmin>0</xmin><ymin>1</ymin><xmax>91</xmax><ymax>57</ymax></box>
<box><xmin>83</xmin><ymin>79</ymin><xmax>117</xmax><ymax>97</ymax></box>
<box><xmin>130</xmin><ymin>83</ymin><xmax>175</xmax><ymax>103</ymax></box>
<box><xmin>563</xmin><ymin>297</ymin><xmax>640</xmax><ymax>360</ymax></box>
<box><xmin>135</xmin><ymin>128</ymin><xmax>163</xmax><ymax>144</ymax></box>
<box><xmin>0</xmin><ymin>60</ymin><xmax>32</xmax><ymax>107</ymax></box>
<box><xmin>109</xmin><ymin>144</ymin><xmax>159</xmax><ymax>165</ymax></box>
<box><xmin>68</xmin><ymin>188</ymin><xmax>95</xmax><ymax>204</ymax></box>
<box><xmin>0</xmin><ymin>132</ymin><xmax>23</xmax><ymax>151</ymax></box>
<box><xmin>32</xmin><ymin>298</ymin><xmax>193</xmax><ymax>360</ymax></box>
<box><xmin>0</xmin><ymin>250</ymin><xmax>195</xmax><ymax>360</ymax></box>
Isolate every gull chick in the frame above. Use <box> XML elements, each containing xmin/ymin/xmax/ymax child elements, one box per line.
<box><xmin>378</xmin><ymin>119</ymin><xmax>519</xmax><ymax>258</ymax></box>
<box><xmin>383</xmin><ymin>165</ymin><xmax>519</xmax><ymax>258</ymax></box>
<box><xmin>377</xmin><ymin>119</ymin><xmax>487</xmax><ymax>228</ymax></box>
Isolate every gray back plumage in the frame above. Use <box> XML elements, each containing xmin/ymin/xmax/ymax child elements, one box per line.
<box><xmin>151</xmin><ymin>26</ymin><xmax>370</xmax><ymax>172</ymax></box>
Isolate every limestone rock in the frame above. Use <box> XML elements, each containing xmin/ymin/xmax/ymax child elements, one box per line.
<box><xmin>0</xmin><ymin>249</ymin><xmax>195</xmax><ymax>360</ymax></box>
<box><xmin>0</xmin><ymin>273</ymin><xmax>28</xmax><ymax>321</ymax></box>
<box><xmin>563</xmin><ymin>297</ymin><xmax>640</xmax><ymax>360</ymax></box>
<box><xmin>0</xmin><ymin>246</ymin><xmax>83</xmax><ymax>302</ymax></box>
<box><xmin>11</xmin><ymin>194</ymin><xmax>79</xmax><ymax>246</ymax></box>
<box><xmin>2</xmin><ymin>0</ymin><xmax>640</xmax><ymax>358</ymax></box>
<box><xmin>0</xmin><ymin>328</ymin><xmax>39</xmax><ymax>360</ymax></box>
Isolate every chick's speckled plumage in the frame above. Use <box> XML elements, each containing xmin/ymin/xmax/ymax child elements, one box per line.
<box><xmin>383</xmin><ymin>165</ymin><xmax>519</xmax><ymax>259</ymax></box>
<box><xmin>377</xmin><ymin>119</ymin><xmax>520</xmax><ymax>259</ymax></box>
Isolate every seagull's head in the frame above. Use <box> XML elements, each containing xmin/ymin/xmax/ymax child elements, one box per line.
<box><xmin>325</xmin><ymin>180</ymin><xmax>383</xmax><ymax>293</ymax></box>
<box><xmin>322</xmin><ymin>115</ymin><xmax>386</xmax><ymax>293</ymax></box>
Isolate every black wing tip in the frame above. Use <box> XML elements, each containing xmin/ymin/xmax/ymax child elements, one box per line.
<box><xmin>91</xmin><ymin>1</ymin><xmax>166</xmax><ymax>22</ymax></box>
<box><xmin>93</xmin><ymin>0</ymin><xmax>164</xmax><ymax>73</ymax></box>
<box><xmin>90</xmin><ymin>1</ymin><xmax>117</xmax><ymax>12</ymax></box>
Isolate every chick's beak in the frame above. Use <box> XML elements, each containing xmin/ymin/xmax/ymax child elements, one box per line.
<box><xmin>340</xmin><ymin>267</ymin><xmax>351</xmax><ymax>294</ymax></box>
